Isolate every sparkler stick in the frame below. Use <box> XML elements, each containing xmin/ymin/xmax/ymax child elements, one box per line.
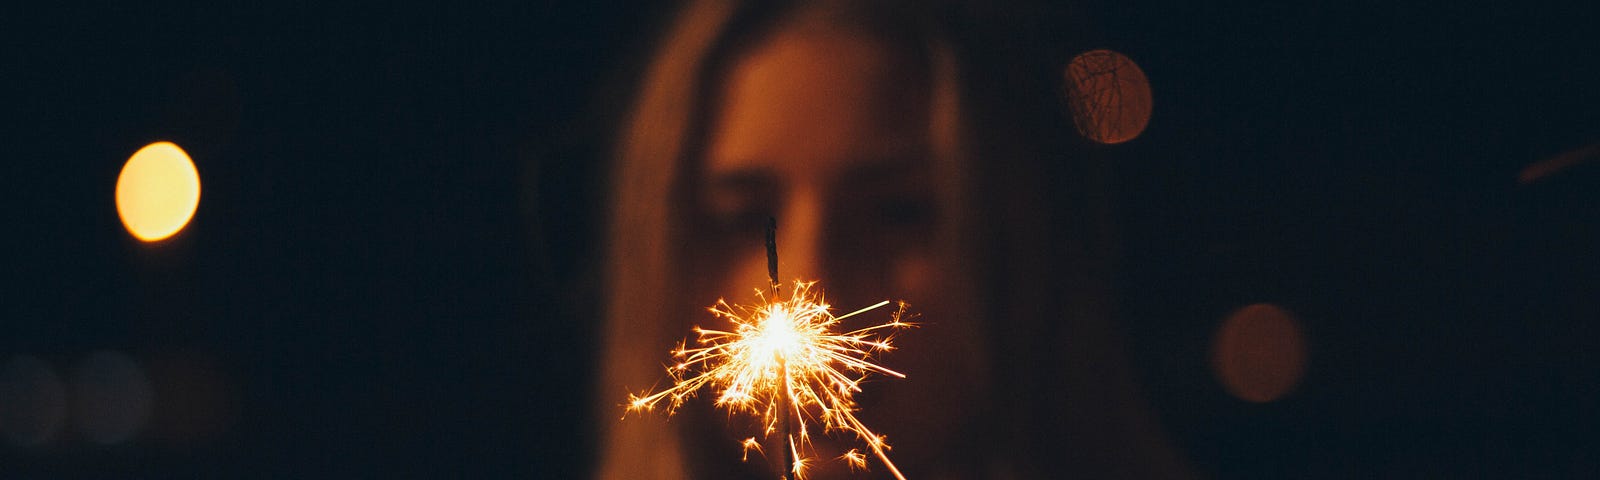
<box><xmin>625</xmin><ymin>219</ymin><xmax>915</xmax><ymax>479</ymax></box>
<box><xmin>766</xmin><ymin>217</ymin><xmax>796</xmax><ymax>480</ymax></box>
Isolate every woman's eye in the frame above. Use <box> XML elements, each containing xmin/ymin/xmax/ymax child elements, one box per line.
<box><xmin>878</xmin><ymin>197</ymin><xmax>935</xmax><ymax>229</ymax></box>
<box><xmin>711</xmin><ymin>208</ymin><xmax>772</xmax><ymax>235</ymax></box>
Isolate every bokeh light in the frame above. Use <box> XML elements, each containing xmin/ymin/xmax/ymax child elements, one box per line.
<box><xmin>147</xmin><ymin>354</ymin><xmax>238</xmax><ymax>444</ymax></box>
<box><xmin>72</xmin><ymin>351</ymin><xmax>153</xmax><ymax>445</ymax></box>
<box><xmin>116</xmin><ymin>141</ymin><xmax>201</xmax><ymax>242</ymax></box>
<box><xmin>1211</xmin><ymin>303</ymin><xmax>1308</xmax><ymax>403</ymax></box>
<box><xmin>1064</xmin><ymin>49</ymin><xmax>1153</xmax><ymax>144</ymax></box>
<box><xmin>0</xmin><ymin>355</ymin><xmax>68</xmax><ymax>446</ymax></box>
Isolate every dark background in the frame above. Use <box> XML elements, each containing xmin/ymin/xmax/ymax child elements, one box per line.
<box><xmin>3</xmin><ymin>0</ymin><xmax>1595</xmax><ymax>478</ymax></box>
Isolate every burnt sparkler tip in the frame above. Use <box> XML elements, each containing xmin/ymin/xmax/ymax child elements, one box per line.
<box><xmin>765</xmin><ymin>216</ymin><xmax>780</xmax><ymax>290</ymax></box>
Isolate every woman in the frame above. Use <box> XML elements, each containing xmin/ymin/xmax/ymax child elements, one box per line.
<box><xmin>597</xmin><ymin>1</ymin><xmax>1191</xmax><ymax>478</ymax></box>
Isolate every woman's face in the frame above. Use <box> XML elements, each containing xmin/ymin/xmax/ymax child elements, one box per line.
<box><xmin>691</xmin><ymin>26</ymin><xmax>990</xmax><ymax>475</ymax></box>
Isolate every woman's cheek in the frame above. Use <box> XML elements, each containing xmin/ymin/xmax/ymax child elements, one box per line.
<box><xmin>718</xmin><ymin>254</ymin><xmax>774</xmax><ymax>301</ymax></box>
<box><xmin>892</xmin><ymin>252</ymin><xmax>937</xmax><ymax>300</ymax></box>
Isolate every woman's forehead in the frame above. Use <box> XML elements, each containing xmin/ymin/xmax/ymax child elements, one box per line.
<box><xmin>704</xmin><ymin>29</ymin><xmax>931</xmax><ymax>180</ymax></box>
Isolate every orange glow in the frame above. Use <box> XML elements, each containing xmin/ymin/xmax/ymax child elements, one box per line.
<box><xmin>1518</xmin><ymin>142</ymin><xmax>1599</xmax><ymax>184</ymax></box>
<box><xmin>116</xmin><ymin>142</ymin><xmax>201</xmax><ymax>242</ymax></box>
<box><xmin>1065</xmin><ymin>49</ymin><xmax>1153</xmax><ymax>144</ymax></box>
<box><xmin>1211</xmin><ymin>303</ymin><xmax>1307</xmax><ymax>403</ymax></box>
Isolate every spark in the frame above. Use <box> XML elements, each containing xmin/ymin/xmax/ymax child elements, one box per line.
<box><xmin>742</xmin><ymin>437</ymin><xmax>763</xmax><ymax>462</ymax></box>
<box><xmin>841</xmin><ymin>449</ymin><xmax>868</xmax><ymax>471</ymax></box>
<box><xmin>790</xmin><ymin>436</ymin><xmax>808</xmax><ymax>478</ymax></box>
<box><xmin>625</xmin><ymin>280</ymin><xmax>915</xmax><ymax>479</ymax></box>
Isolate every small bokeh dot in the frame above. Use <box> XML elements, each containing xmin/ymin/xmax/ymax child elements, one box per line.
<box><xmin>115</xmin><ymin>141</ymin><xmax>201</xmax><ymax>242</ymax></box>
<box><xmin>1064</xmin><ymin>49</ymin><xmax>1153</xmax><ymax>145</ymax></box>
<box><xmin>147</xmin><ymin>354</ymin><xmax>238</xmax><ymax>444</ymax></box>
<box><xmin>73</xmin><ymin>351</ymin><xmax>154</xmax><ymax>445</ymax></box>
<box><xmin>1211</xmin><ymin>303</ymin><xmax>1308</xmax><ymax>403</ymax></box>
<box><xmin>0</xmin><ymin>355</ymin><xmax>68</xmax><ymax>446</ymax></box>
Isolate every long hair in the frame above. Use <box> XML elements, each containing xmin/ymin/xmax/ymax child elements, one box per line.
<box><xmin>596</xmin><ymin>1</ymin><xmax>1191</xmax><ymax>477</ymax></box>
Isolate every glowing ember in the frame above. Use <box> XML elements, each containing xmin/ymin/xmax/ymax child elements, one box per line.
<box><xmin>626</xmin><ymin>280</ymin><xmax>915</xmax><ymax>479</ymax></box>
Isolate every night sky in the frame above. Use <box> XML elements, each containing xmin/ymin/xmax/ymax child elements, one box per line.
<box><xmin>5</xmin><ymin>0</ymin><xmax>1596</xmax><ymax>478</ymax></box>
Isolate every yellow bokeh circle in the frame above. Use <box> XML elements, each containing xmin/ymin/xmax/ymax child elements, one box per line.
<box><xmin>116</xmin><ymin>142</ymin><xmax>201</xmax><ymax>242</ymax></box>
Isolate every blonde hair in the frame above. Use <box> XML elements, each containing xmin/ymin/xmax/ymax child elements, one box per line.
<box><xmin>596</xmin><ymin>1</ymin><xmax>734</xmax><ymax>478</ymax></box>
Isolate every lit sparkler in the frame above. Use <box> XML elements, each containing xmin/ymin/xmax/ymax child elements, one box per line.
<box><xmin>625</xmin><ymin>281</ymin><xmax>916</xmax><ymax>479</ymax></box>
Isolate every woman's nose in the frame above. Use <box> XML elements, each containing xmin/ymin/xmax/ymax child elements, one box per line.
<box><xmin>777</xmin><ymin>188</ymin><xmax>827</xmax><ymax>284</ymax></box>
